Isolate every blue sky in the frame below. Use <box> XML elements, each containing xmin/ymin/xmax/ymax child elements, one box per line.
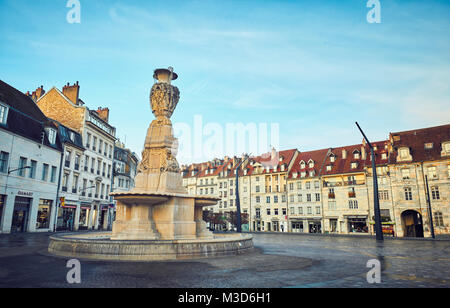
<box><xmin>1</xmin><ymin>0</ymin><xmax>449</xmax><ymax>164</ymax></box>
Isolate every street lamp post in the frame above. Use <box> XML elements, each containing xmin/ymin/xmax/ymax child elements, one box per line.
<box><xmin>235</xmin><ymin>154</ymin><xmax>249</xmax><ymax>233</ymax></box>
<box><xmin>355</xmin><ymin>122</ymin><xmax>383</xmax><ymax>241</ymax></box>
<box><xmin>424</xmin><ymin>175</ymin><xmax>435</xmax><ymax>239</ymax></box>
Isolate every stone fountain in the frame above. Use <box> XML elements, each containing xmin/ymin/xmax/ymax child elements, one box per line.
<box><xmin>48</xmin><ymin>68</ymin><xmax>253</xmax><ymax>261</ymax></box>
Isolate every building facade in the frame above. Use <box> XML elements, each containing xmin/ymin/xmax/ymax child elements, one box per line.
<box><xmin>36</xmin><ymin>82</ymin><xmax>116</xmax><ymax>231</ymax></box>
<box><xmin>0</xmin><ymin>80</ymin><xmax>63</xmax><ymax>234</ymax></box>
<box><xmin>181</xmin><ymin>124</ymin><xmax>450</xmax><ymax>238</ymax></box>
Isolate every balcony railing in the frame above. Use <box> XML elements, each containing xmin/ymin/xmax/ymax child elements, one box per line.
<box><xmin>328</xmin><ymin>193</ymin><xmax>336</xmax><ymax>199</ymax></box>
<box><xmin>348</xmin><ymin>192</ymin><xmax>356</xmax><ymax>198</ymax></box>
<box><xmin>344</xmin><ymin>180</ymin><xmax>365</xmax><ymax>186</ymax></box>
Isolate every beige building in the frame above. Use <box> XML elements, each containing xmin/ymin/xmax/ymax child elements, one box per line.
<box><xmin>36</xmin><ymin>82</ymin><xmax>116</xmax><ymax>231</ymax></box>
<box><xmin>181</xmin><ymin>124</ymin><xmax>450</xmax><ymax>238</ymax></box>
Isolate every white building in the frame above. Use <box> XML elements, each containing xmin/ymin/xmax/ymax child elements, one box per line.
<box><xmin>0</xmin><ymin>80</ymin><xmax>63</xmax><ymax>233</ymax></box>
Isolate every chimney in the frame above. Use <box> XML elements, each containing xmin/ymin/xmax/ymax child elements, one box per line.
<box><xmin>30</xmin><ymin>86</ymin><xmax>45</xmax><ymax>102</ymax></box>
<box><xmin>342</xmin><ymin>149</ymin><xmax>347</xmax><ymax>159</ymax></box>
<box><xmin>271</xmin><ymin>147</ymin><xmax>276</xmax><ymax>160</ymax></box>
<box><xmin>62</xmin><ymin>81</ymin><xmax>80</xmax><ymax>105</ymax></box>
<box><xmin>361</xmin><ymin>145</ymin><xmax>366</xmax><ymax>160</ymax></box>
<box><xmin>96</xmin><ymin>107</ymin><xmax>110</xmax><ymax>123</ymax></box>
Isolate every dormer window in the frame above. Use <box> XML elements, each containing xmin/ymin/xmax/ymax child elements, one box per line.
<box><xmin>326</xmin><ymin>165</ymin><xmax>332</xmax><ymax>171</ymax></box>
<box><xmin>293</xmin><ymin>172</ymin><xmax>298</xmax><ymax>178</ymax></box>
<box><xmin>301</xmin><ymin>171</ymin><xmax>306</xmax><ymax>178</ymax></box>
<box><xmin>45</xmin><ymin>128</ymin><xmax>57</xmax><ymax>145</ymax></box>
<box><xmin>353</xmin><ymin>150</ymin><xmax>360</xmax><ymax>160</ymax></box>
<box><xmin>309</xmin><ymin>170</ymin><xmax>315</xmax><ymax>177</ymax></box>
<box><xmin>281</xmin><ymin>164</ymin><xmax>285</xmax><ymax>171</ymax></box>
<box><xmin>308</xmin><ymin>160</ymin><xmax>314</xmax><ymax>168</ymax></box>
<box><xmin>424</xmin><ymin>143</ymin><xmax>433</xmax><ymax>150</ymax></box>
<box><xmin>441</xmin><ymin>142</ymin><xmax>450</xmax><ymax>156</ymax></box>
<box><xmin>330</xmin><ymin>155</ymin><xmax>335</xmax><ymax>163</ymax></box>
<box><xmin>300</xmin><ymin>161</ymin><xmax>306</xmax><ymax>169</ymax></box>
<box><xmin>0</xmin><ymin>102</ymin><xmax>9</xmax><ymax>125</ymax></box>
<box><xmin>381</xmin><ymin>153</ymin><xmax>387</xmax><ymax>160</ymax></box>
<box><xmin>351</xmin><ymin>162</ymin><xmax>358</xmax><ymax>169</ymax></box>
<box><xmin>398</xmin><ymin>147</ymin><xmax>412</xmax><ymax>162</ymax></box>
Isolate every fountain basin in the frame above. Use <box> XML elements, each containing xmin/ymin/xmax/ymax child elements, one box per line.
<box><xmin>48</xmin><ymin>232</ymin><xmax>254</xmax><ymax>261</ymax></box>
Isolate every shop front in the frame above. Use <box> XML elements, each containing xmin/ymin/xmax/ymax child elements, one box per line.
<box><xmin>78</xmin><ymin>204</ymin><xmax>91</xmax><ymax>230</ymax></box>
<box><xmin>57</xmin><ymin>204</ymin><xmax>77</xmax><ymax>231</ymax></box>
<box><xmin>11</xmin><ymin>196</ymin><xmax>31</xmax><ymax>233</ymax></box>
<box><xmin>36</xmin><ymin>199</ymin><xmax>53</xmax><ymax>230</ymax></box>
<box><xmin>308</xmin><ymin>220</ymin><xmax>322</xmax><ymax>233</ymax></box>
<box><xmin>0</xmin><ymin>195</ymin><xmax>5</xmax><ymax>230</ymax></box>
<box><xmin>346</xmin><ymin>215</ymin><xmax>368</xmax><ymax>233</ymax></box>
<box><xmin>98</xmin><ymin>204</ymin><xmax>109</xmax><ymax>230</ymax></box>
<box><xmin>290</xmin><ymin>220</ymin><xmax>304</xmax><ymax>233</ymax></box>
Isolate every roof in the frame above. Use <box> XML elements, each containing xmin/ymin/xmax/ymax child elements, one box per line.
<box><xmin>0</xmin><ymin>80</ymin><xmax>48</xmax><ymax>122</ymax></box>
<box><xmin>288</xmin><ymin>148</ymin><xmax>330</xmax><ymax>179</ymax></box>
<box><xmin>390</xmin><ymin>124</ymin><xmax>450</xmax><ymax>163</ymax></box>
<box><xmin>0</xmin><ymin>80</ymin><xmax>63</xmax><ymax>151</ymax></box>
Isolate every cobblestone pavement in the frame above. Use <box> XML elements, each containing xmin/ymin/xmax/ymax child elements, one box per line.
<box><xmin>0</xmin><ymin>232</ymin><xmax>449</xmax><ymax>288</ymax></box>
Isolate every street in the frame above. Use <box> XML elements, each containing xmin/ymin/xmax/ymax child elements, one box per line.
<box><xmin>0</xmin><ymin>232</ymin><xmax>449</xmax><ymax>288</ymax></box>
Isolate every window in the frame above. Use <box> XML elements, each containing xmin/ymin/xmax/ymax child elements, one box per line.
<box><xmin>307</xmin><ymin>206</ymin><xmax>312</xmax><ymax>214</ymax></box>
<box><xmin>256</xmin><ymin>196</ymin><xmax>260</xmax><ymax>203</ymax></box>
<box><xmin>72</xmin><ymin>174</ymin><xmax>79</xmax><ymax>193</ymax></box>
<box><xmin>267</xmin><ymin>209</ymin><xmax>271</xmax><ymax>215</ymax></box>
<box><xmin>315</xmin><ymin>193</ymin><xmax>320</xmax><ymax>202</ymax></box>
<box><xmin>289</xmin><ymin>183</ymin><xmax>294</xmax><ymax>190</ymax></box>
<box><xmin>404</xmin><ymin>187</ymin><xmax>413</xmax><ymax>200</ymax></box>
<box><xmin>431</xmin><ymin>186</ymin><xmax>440</xmax><ymax>200</ymax></box>
<box><xmin>29</xmin><ymin>160</ymin><xmax>37</xmax><ymax>179</ymax></box>
<box><xmin>99</xmin><ymin>140</ymin><xmax>103</xmax><ymax>153</ymax></box>
<box><xmin>75</xmin><ymin>154</ymin><xmax>80</xmax><ymax>170</ymax></box>
<box><xmin>330</xmin><ymin>155</ymin><xmax>335</xmax><ymax>162</ymax></box>
<box><xmin>353</xmin><ymin>152</ymin><xmax>360</xmax><ymax>159</ymax></box>
<box><xmin>298</xmin><ymin>194</ymin><xmax>302</xmax><ymax>202</ymax></box>
<box><xmin>41</xmin><ymin>164</ymin><xmax>49</xmax><ymax>181</ymax></box>
<box><xmin>306</xmin><ymin>182</ymin><xmax>310</xmax><ymax>189</ymax></box>
<box><xmin>381</xmin><ymin>153</ymin><xmax>387</xmax><ymax>160</ymax></box>
<box><xmin>297</xmin><ymin>182</ymin><xmax>302</xmax><ymax>190</ymax></box>
<box><xmin>298</xmin><ymin>207</ymin><xmax>303</xmax><ymax>215</ymax></box>
<box><xmin>326</xmin><ymin>165</ymin><xmax>332</xmax><ymax>171</ymax></box>
<box><xmin>378</xmin><ymin>190</ymin><xmax>389</xmax><ymax>200</ymax></box>
<box><xmin>309</xmin><ymin>161</ymin><xmax>314</xmax><ymax>168</ymax></box>
<box><xmin>328</xmin><ymin>201</ymin><xmax>336</xmax><ymax>210</ymax></box>
<box><xmin>274</xmin><ymin>208</ymin><xmax>279</xmax><ymax>215</ymax></box>
<box><xmin>434</xmin><ymin>212</ymin><xmax>444</xmax><ymax>227</ymax></box>
<box><xmin>47</xmin><ymin>128</ymin><xmax>57</xmax><ymax>145</ymax></box>
<box><xmin>424</xmin><ymin>143</ymin><xmax>433</xmax><ymax>149</ymax></box>
<box><xmin>18</xmin><ymin>157</ymin><xmax>27</xmax><ymax>177</ymax></box>
<box><xmin>282</xmin><ymin>208</ymin><xmax>287</xmax><ymax>215</ymax></box>
<box><xmin>0</xmin><ymin>103</ymin><xmax>9</xmax><ymax>125</ymax></box>
<box><xmin>64</xmin><ymin>150</ymin><xmax>71</xmax><ymax>167</ymax></box>
<box><xmin>307</xmin><ymin>194</ymin><xmax>311</xmax><ymax>202</ymax></box>
<box><xmin>290</xmin><ymin>195</ymin><xmax>294</xmax><ymax>202</ymax></box>
<box><xmin>266</xmin><ymin>196</ymin><xmax>271</xmax><ymax>203</ymax></box>
<box><xmin>255</xmin><ymin>186</ymin><xmax>260</xmax><ymax>193</ymax></box>
<box><xmin>86</xmin><ymin>133</ymin><xmax>91</xmax><ymax>148</ymax></box>
<box><xmin>351</xmin><ymin>162</ymin><xmax>358</xmax><ymax>169</ymax></box>
<box><xmin>0</xmin><ymin>152</ymin><xmax>9</xmax><ymax>173</ymax></box>
<box><xmin>282</xmin><ymin>194</ymin><xmax>286</xmax><ymax>202</ymax></box>
<box><xmin>93</xmin><ymin>136</ymin><xmax>97</xmax><ymax>150</ymax></box>
<box><xmin>274</xmin><ymin>196</ymin><xmax>278</xmax><ymax>203</ymax></box>
<box><xmin>314</xmin><ymin>181</ymin><xmax>319</xmax><ymax>189</ymax></box>
<box><xmin>349</xmin><ymin>200</ymin><xmax>358</xmax><ymax>209</ymax></box>
<box><xmin>315</xmin><ymin>206</ymin><xmax>321</xmax><ymax>214</ymax></box>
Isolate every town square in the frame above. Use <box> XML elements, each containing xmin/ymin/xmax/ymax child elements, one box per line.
<box><xmin>0</xmin><ymin>0</ymin><xmax>449</xmax><ymax>295</ymax></box>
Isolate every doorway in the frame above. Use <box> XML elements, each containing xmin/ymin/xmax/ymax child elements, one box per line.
<box><xmin>401</xmin><ymin>210</ymin><xmax>424</xmax><ymax>238</ymax></box>
<box><xmin>12</xmin><ymin>197</ymin><xmax>31</xmax><ymax>233</ymax></box>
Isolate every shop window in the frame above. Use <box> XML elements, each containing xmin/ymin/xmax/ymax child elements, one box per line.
<box><xmin>37</xmin><ymin>199</ymin><xmax>52</xmax><ymax>229</ymax></box>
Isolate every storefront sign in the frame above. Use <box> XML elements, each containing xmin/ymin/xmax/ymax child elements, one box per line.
<box><xmin>18</xmin><ymin>191</ymin><xmax>33</xmax><ymax>197</ymax></box>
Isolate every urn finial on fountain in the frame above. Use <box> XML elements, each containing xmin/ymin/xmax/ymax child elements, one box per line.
<box><xmin>150</xmin><ymin>68</ymin><xmax>180</xmax><ymax>121</ymax></box>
